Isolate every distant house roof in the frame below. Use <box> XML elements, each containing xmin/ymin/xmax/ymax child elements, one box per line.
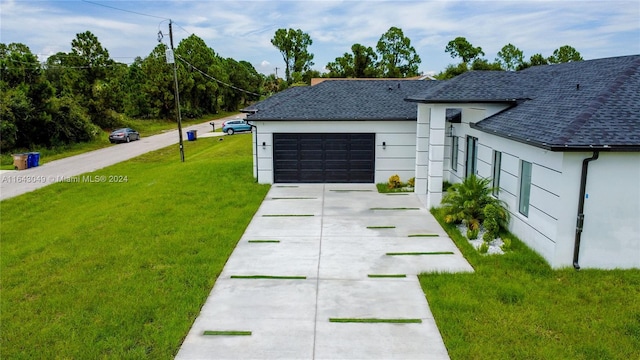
<box><xmin>408</xmin><ymin>55</ymin><xmax>640</xmax><ymax>151</ymax></box>
<box><xmin>245</xmin><ymin>80</ymin><xmax>438</xmax><ymax>121</ymax></box>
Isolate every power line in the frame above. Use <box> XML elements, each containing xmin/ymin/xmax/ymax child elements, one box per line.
<box><xmin>176</xmin><ymin>54</ymin><xmax>262</xmax><ymax>97</ymax></box>
<box><xmin>80</xmin><ymin>0</ymin><xmax>169</xmax><ymax>20</ymax></box>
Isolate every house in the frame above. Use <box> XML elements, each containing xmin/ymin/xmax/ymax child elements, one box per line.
<box><xmin>245</xmin><ymin>55</ymin><xmax>640</xmax><ymax>269</ymax></box>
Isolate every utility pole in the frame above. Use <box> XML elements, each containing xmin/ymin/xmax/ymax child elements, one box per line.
<box><xmin>168</xmin><ymin>20</ymin><xmax>185</xmax><ymax>162</ymax></box>
<box><xmin>274</xmin><ymin>67</ymin><xmax>279</xmax><ymax>78</ymax></box>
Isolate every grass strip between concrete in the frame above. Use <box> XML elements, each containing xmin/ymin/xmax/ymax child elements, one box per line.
<box><xmin>230</xmin><ymin>275</ymin><xmax>307</xmax><ymax>280</ymax></box>
<box><xmin>367</xmin><ymin>274</ymin><xmax>407</xmax><ymax>278</ymax></box>
<box><xmin>329</xmin><ymin>189</ymin><xmax>374</xmax><ymax>192</ymax></box>
<box><xmin>329</xmin><ymin>318</ymin><xmax>422</xmax><ymax>324</ymax></box>
<box><xmin>262</xmin><ymin>214</ymin><xmax>314</xmax><ymax>217</ymax></box>
<box><xmin>262</xmin><ymin>214</ymin><xmax>315</xmax><ymax>217</ymax></box>
<box><xmin>408</xmin><ymin>234</ymin><xmax>440</xmax><ymax>237</ymax></box>
<box><xmin>203</xmin><ymin>330</ymin><xmax>252</xmax><ymax>336</ymax></box>
<box><xmin>370</xmin><ymin>207</ymin><xmax>420</xmax><ymax>210</ymax></box>
<box><xmin>366</xmin><ymin>226</ymin><xmax>396</xmax><ymax>229</ymax></box>
<box><xmin>386</xmin><ymin>252</ymin><xmax>455</xmax><ymax>256</ymax></box>
<box><xmin>247</xmin><ymin>240</ymin><xmax>280</xmax><ymax>243</ymax></box>
<box><xmin>270</xmin><ymin>197</ymin><xmax>317</xmax><ymax>200</ymax></box>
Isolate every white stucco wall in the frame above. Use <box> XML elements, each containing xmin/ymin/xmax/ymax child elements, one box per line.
<box><xmin>568</xmin><ymin>152</ymin><xmax>640</xmax><ymax>269</ymax></box>
<box><xmin>440</xmin><ymin>113</ymin><xmax>640</xmax><ymax>269</ymax></box>
<box><xmin>250</xmin><ymin>120</ymin><xmax>417</xmax><ymax>184</ymax></box>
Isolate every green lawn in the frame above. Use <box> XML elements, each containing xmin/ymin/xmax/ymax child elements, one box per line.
<box><xmin>0</xmin><ymin>112</ymin><xmax>236</xmax><ymax>169</ymax></box>
<box><xmin>0</xmin><ymin>133</ymin><xmax>269</xmax><ymax>358</ymax></box>
<box><xmin>420</xmin><ymin>208</ymin><xmax>640</xmax><ymax>360</ymax></box>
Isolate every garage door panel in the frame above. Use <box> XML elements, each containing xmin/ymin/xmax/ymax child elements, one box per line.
<box><xmin>300</xmin><ymin>150</ymin><xmax>323</xmax><ymax>161</ymax></box>
<box><xmin>273</xmin><ymin>133</ymin><xmax>374</xmax><ymax>183</ymax></box>
<box><xmin>325</xmin><ymin>160</ymin><xmax>349</xmax><ymax>170</ymax></box>
<box><xmin>350</xmin><ymin>160</ymin><xmax>374</xmax><ymax>170</ymax></box>
<box><xmin>325</xmin><ymin>151</ymin><xmax>348</xmax><ymax>161</ymax></box>
<box><xmin>351</xmin><ymin>151</ymin><xmax>374</xmax><ymax>160</ymax></box>
<box><xmin>300</xmin><ymin>160</ymin><xmax>324</xmax><ymax>170</ymax></box>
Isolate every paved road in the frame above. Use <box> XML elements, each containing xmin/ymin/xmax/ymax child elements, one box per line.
<box><xmin>0</xmin><ymin>115</ymin><xmax>241</xmax><ymax>201</ymax></box>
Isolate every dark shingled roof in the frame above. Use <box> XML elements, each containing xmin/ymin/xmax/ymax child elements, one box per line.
<box><xmin>408</xmin><ymin>55</ymin><xmax>640</xmax><ymax>151</ymax></box>
<box><xmin>241</xmin><ymin>86</ymin><xmax>309</xmax><ymax>113</ymax></box>
<box><xmin>246</xmin><ymin>80</ymin><xmax>438</xmax><ymax>121</ymax></box>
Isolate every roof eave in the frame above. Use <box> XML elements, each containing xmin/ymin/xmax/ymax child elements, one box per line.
<box><xmin>247</xmin><ymin>117</ymin><xmax>417</xmax><ymax>122</ymax></box>
<box><xmin>471</xmin><ymin>123</ymin><xmax>640</xmax><ymax>152</ymax></box>
<box><xmin>405</xmin><ymin>97</ymin><xmax>519</xmax><ymax>104</ymax></box>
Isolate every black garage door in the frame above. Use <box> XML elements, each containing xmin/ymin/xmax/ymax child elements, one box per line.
<box><xmin>273</xmin><ymin>133</ymin><xmax>375</xmax><ymax>183</ymax></box>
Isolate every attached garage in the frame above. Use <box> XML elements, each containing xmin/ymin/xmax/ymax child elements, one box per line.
<box><xmin>242</xmin><ymin>80</ymin><xmax>438</xmax><ymax>184</ymax></box>
<box><xmin>273</xmin><ymin>133</ymin><xmax>375</xmax><ymax>183</ymax></box>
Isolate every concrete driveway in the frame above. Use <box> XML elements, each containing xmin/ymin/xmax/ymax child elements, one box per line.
<box><xmin>0</xmin><ymin>116</ymin><xmax>238</xmax><ymax>201</ymax></box>
<box><xmin>176</xmin><ymin>184</ymin><xmax>473</xmax><ymax>360</ymax></box>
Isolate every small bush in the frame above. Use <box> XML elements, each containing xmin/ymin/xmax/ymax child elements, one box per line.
<box><xmin>482</xmin><ymin>231</ymin><xmax>495</xmax><ymax>243</ymax></box>
<box><xmin>467</xmin><ymin>228</ymin><xmax>479</xmax><ymax>240</ymax></box>
<box><xmin>388</xmin><ymin>174</ymin><xmax>402</xmax><ymax>189</ymax></box>
<box><xmin>478</xmin><ymin>241</ymin><xmax>489</xmax><ymax>254</ymax></box>
<box><xmin>407</xmin><ymin>177</ymin><xmax>415</xmax><ymax>187</ymax></box>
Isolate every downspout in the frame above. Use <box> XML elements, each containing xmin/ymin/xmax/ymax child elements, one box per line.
<box><xmin>573</xmin><ymin>151</ymin><xmax>599</xmax><ymax>270</ymax></box>
<box><xmin>250</xmin><ymin>122</ymin><xmax>259</xmax><ymax>183</ymax></box>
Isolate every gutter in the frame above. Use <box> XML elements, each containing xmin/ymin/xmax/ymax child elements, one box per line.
<box><xmin>573</xmin><ymin>151</ymin><xmax>599</xmax><ymax>270</ymax></box>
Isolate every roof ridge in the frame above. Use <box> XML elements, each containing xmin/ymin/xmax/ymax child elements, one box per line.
<box><xmin>552</xmin><ymin>56</ymin><xmax>640</xmax><ymax>145</ymax></box>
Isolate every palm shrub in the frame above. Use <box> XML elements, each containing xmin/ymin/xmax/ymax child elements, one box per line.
<box><xmin>441</xmin><ymin>175</ymin><xmax>510</xmax><ymax>232</ymax></box>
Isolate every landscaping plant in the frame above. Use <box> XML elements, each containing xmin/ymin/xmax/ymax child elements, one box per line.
<box><xmin>388</xmin><ymin>174</ymin><xmax>402</xmax><ymax>189</ymax></box>
<box><xmin>441</xmin><ymin>175</ymin><xmax>509</xmax><ymax>235</ymax></box>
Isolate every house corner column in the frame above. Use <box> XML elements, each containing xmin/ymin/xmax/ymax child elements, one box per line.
<box><xmin>426</xmin><ymin>106</ymin><xmax>446</xmax><ymax>208</ymax></box>
<box><xmin>414</xmin><ymin>104</ymin><xmax>430</xmax><ymax>195</ymax></box>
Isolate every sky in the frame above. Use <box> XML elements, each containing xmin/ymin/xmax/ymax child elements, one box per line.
<box><xmin>1</xmin><ymin>0</ymin><xmax>639</xmax><ymax>77</ymax></box>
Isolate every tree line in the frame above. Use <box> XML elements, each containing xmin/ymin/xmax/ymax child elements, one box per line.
<box><xmin>1</xmin><ymin>31</ymin><xmax>263</xmax><ymax>151</ymax></box>
<box><xmin>1</xmin><ymin>27</ymin><xmax>582</xmax><ymax>152</ymax></box>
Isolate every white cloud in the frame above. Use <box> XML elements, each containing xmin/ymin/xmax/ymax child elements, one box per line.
<box><xmin>1</xmin><ymin>0</ymin><xmax>638</xmax><ymax>75</ymax></box>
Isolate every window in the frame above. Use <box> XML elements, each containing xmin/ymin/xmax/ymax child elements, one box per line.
<box><xmin>451</xmin><ymin>136</ymin><xmax>459</xmax><ymax>172</ymax></box>
<box><xmin>519</xmin><ymin>160</ymin><xmax>532</xmax><ymax>216</ymax></box>
<box><xmin>492</xmin><ymin>151</ymin><xmax>502</xmax><ymax>196</ymax></box>
<box><xmin>465</xmin><ymin>136</ymin><xmax>478</xmax><ymax>178</ymax></box>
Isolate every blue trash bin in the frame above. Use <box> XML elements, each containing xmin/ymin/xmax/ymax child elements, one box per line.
<box><xmin>187</xmin><ymin>130</ymin><xmax>197</xmax><ymax>141</ymax></box>
<box><xmin>28</xmin><ymin>152</ymin><xmax>40</xmax><ymax>167</ymax></box>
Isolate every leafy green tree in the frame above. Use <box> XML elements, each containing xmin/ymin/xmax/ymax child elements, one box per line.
<box><xmin>141</xmin><ymin>44</ymin><xmax>175</xmax><ymax>119</ymax></box>
<box><xmin>529</xmin><ymin>53</ymin><xmax>549</xmax><ymax>66</ymax></box>
<box><xmin>548</xmin><ymin>45</ymin><xmax>583</xmax><ymax>63</ymax></box>
<box><xmin>271</xmin><ymin>28</ymin><xmax>314</xmax><ymax>84</ymax></box>
<box><xmin>517</xmin><ymin>53</ymin><xmax>550</xmax><ymax>70</ymax></box>
<box><xmin>471</xmin><ymin>58</ymin><xmax>503</xmax><ymax>71</ymax></box>
<box><xmin>326</xmin><ymin>43</ymin><xmax>378</xmax><ymax>78</ymax></box>
<box><xmin>176</xmin><ymin>34</ymin><xmax>220</xmax><ymax>117</ymax></box>
<box><xmin>375</xmin><ymin>27</ymin><xmax>421</xmax><ymax>77</ymax></box>
<box><xmin>122</xmin><ymin>57</ymin><xmax>152</xmax><ymax>118</ymax></box>
<box><xmin>445</xmin><ymin>37</ymin><xmax>485</xmax><ymax>63</ymax></box>
<box><xmin>496</xmin><ymin>43</ymin><xmax>524</xmax><ymax>71</ymax></box>
<box><xmin>435</xmin><ymin>62</ymin><xmax>469</xmax><ymax>80</ymax></box>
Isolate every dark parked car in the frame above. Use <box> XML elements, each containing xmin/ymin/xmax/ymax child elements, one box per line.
<box><xmin>222</xmin><ymin>119</ymin><xmax>252</xmax><ymax>135</ymax></box>
<box><xmin>109</xmin><ymin>128</ymin><xmax>140</xmax><ymax>143</ymax></box>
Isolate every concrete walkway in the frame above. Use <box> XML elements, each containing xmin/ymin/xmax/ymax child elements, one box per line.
<box><xmin>176</xmin><ymin>184</ymin><xmax>473</xmax><ymax>360</ymax></box>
